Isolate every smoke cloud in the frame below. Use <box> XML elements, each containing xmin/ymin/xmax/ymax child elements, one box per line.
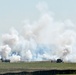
<box><xmin>0</xmin><ymin>2</ymin><xmax>76</xmax><ymax>62</ymax></box>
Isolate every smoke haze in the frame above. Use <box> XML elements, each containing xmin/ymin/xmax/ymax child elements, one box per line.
<box><xmin>0</xmin><ymin>2</ymin><xmax>76</xmax><ymax>62</ymax></box>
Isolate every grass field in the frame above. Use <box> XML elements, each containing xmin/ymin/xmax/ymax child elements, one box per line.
<box><xmin>0</xmin><ymin>61</ymin><xmax>76</xmax><ymax>74</ymax></box>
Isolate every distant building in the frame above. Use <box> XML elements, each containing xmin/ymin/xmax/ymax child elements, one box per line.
<box><xmin>50</xmin><ymin>59</ymin><xmax>63</xmax><ymax>63</ymax></box>
<box><xmin>56</xmin><ymin>59</ymin><xmax>63</xmax><ymax>63</ymax></box>
<box><xmin>1</xmin><ymin>58</ymin><xmax>10</xmax><ymax>62</ymax></box>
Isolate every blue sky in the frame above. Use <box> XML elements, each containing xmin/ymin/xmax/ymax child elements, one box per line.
<box><xmin>0</xmin><ymin>0</ymin><xmax>76</xmax><ymax>34</ymax></box>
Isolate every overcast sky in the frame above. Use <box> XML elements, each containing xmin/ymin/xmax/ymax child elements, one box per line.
<box><xmin>0</xmin><ymin>0</ymin><xmax>76</xmax><ymax>36</ymax></box>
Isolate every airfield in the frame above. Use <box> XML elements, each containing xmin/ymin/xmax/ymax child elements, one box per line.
<box><xmin>0</xmin><ymin>61</ymin><xmax>76</xmax><ymax>75</ymax></box>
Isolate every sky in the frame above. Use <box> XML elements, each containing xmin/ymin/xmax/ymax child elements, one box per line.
<box><xmin>0</xmin><ymin>0</ymin><xmax>76</xmax><ymax>37</ymax></box>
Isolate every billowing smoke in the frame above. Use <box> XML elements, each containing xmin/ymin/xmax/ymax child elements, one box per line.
<box><xmin>0</xmin><ymin>45</ymin><xmax>11</xmax><ymax>60</ymax></box>
<box><xmin>0</xmin><ymin>2</ymin><xmax>76</xmax><ymax>62</ymax></box>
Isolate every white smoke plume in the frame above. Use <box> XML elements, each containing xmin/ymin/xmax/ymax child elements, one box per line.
<box><xmin>10</xmin><ymin>54</ymin><xmax>21</xmax><ymax>62</ymax></box>
<box><xmin>0</xmin><ymin>2</ymin><xmax>76</xmax><ymax>62</ymax></box>
<box><xmin>0</xmin><ymin>45</ymin><xmax>11</xmax><ymax>60</ymax></box>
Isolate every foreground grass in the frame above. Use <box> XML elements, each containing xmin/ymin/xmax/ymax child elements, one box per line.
<box><xmin>0</xmin><ymin>61</ymin><xmax>76</xmax><ymax>74</ymax></box>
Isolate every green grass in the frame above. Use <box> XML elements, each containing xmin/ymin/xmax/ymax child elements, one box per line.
<box><xmin>0</xmin><ymin>61</ymin><xmax>76</xmax><ymax>74</ymax></box>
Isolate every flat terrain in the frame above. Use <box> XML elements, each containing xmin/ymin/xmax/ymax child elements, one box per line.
<box><xmin>0</xmin><ymin>61</ymin><xmax>76</xmax><ymax>74</ymax></box>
